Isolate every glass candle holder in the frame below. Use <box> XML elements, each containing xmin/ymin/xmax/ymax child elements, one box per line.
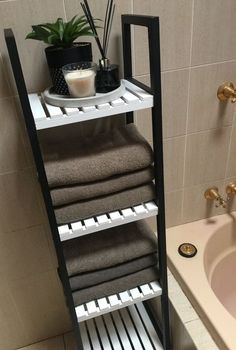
<box><xmin>62</xmin><ymin>62</ymin><xmax>97</xmax><ymax>98</ymax></box>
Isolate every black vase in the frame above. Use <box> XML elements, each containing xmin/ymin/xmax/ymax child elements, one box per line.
<box><xmin>45</xmin><ymin>42</ymin><xmax>92</xmax><ymax>95</ymax></box>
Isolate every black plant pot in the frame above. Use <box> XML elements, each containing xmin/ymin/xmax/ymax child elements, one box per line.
<box><xmin>45</xmin><ymin>42</ymin><xmax>92</xmax><ymax>95</ymax></box>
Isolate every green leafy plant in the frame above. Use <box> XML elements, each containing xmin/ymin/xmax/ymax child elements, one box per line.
<box><xmin>26</xmin><ymin>16</ymin><xmax>99</xmax><ymax>48</ymax></box>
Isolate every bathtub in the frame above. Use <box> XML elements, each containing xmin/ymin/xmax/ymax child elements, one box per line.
<box><xmin>166</xmin><ymin>212</ymin><xmax>236</xmax><ymax>350</ymax></box>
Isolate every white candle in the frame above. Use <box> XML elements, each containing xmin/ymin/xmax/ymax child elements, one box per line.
<box><xmin>65</xmin><ymin>69</ymin><xmax>96</xmax><ymax>98</ymax></box>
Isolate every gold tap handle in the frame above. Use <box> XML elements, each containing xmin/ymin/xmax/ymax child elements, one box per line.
<box><xmin>217</xmin><ymin>82</ymin><xmax>236</xmax><ymax>103</ymax></box>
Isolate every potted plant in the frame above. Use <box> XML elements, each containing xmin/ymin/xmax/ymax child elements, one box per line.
<box><xmin>26</xmin><ymin>16</ymin><xmax>98</xmax><ymax>95</ymax></box>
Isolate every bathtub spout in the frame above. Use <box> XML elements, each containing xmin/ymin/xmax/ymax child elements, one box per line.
<box><xmin>204</xmin><ymin>187</ymin><xmax>227</xmax><ymax>208</ymax></box>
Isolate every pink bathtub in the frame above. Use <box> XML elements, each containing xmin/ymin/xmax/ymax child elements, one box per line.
<box><xmin>167</xmin><ymin>212</ymin><xmax>236</xmax><ymax>350</ymax></box>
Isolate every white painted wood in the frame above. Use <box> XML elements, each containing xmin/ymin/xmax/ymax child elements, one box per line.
<box><xmin>28</xmin><ymin>94</ymin><xmax>47</xmax><ymax>121</ymax></box>
<box><xmin>71</xmin><ymin>221</ymin><xmax>84</xmax><ymax>232</ymax></box>
<box><xmin>94</xmin><ymin>317</ymin><xmax>112</xmax><ymax>350</ymax></box>
<box><xmin>86</xmin><ymin>301</ymin><xmax>99</xmax><ymax>316</ymax></box>
<box><xmin>32</xmin><ymin>80</ymin><xmax>153</xmax><ymax>129</ymax></box>
<box><xmin>76</xmin><ymin>281</ymin><xmax>162</xmax><ymax>322</ymax></box>
<box><xmin>96</xmin><ymin>214</ymin><xmax>111</xmax><ymax>225</ymax></box>
<box><xmin>133</xmin><ymin>204</ymin><xmax>148</xmax><ymax>215</ymax></box>
<box><xmin>111</xmin><ymin>311</ymin><xmax>133</xmax><ymax>350</ymax></box>
<box><xmin>108</xmin><ymin>294</ymin><xmax>121</xmax><ymax>307</ymax></box>
<box><xmin>82</xmin><ymin>105</ymin><xmax>97</xmax><ymax>113</ymax></box>
<box><xmin>121</xmin><ymin>208</ymin><xmax>135</xmax><ymax>217</ymax></box>
<box><xmin>43</xmin><ymin>101</ymin><xmax>63</xmax><ymax>118</ymax></box>
<box><xmin>125</xmin><ymin>79</ymin><xmax>154</xmax><ymax>102</ymax></box>
<box><xmin>97</xmin><ymin>297</ymin><xmax>110</xmax><ymax>311</ymax></box>
<box><xmin>128</xmin><ymin>304</ymin><xmax>154</xmax><ymax>350</ymax></box>
<box><xmin>109</xmin><ymin>211</ymin><xmax>123</xmax><ymax>221</ymax></box>
<box><xmin>129</xmin><ymin>287</ymin><xmax>143</xmax><ymax>301</ymax></box>
<box><xmin>136</xmin><ymin>303</ymin><xmax>163</xmax><ymax>349</ymax></box>
<box><xmin>119</xmin><ymin>308</ymin><xmax>143</xmax><ymax>350</ymax></box>
<box><xmin>84</xmin><ymin>218</ymin><xmax>98</xmax><ymax>229</ymax></box>
<box><xmin>150</xmin><ymin>281</ymin><xmax>162</xmax><ymax>294</ymax></box>
<box><xmin>76</xmin><ymin>305</ymin><xmax>88</xmax><ymax>319</ymax></box>
<box><xmin>97</xmin><ymin>102</ymin><xmax>111</xmax><ymax>110</ymax></box>
<box><xmin>111</xmin><ymin>98</ymin><xmax>125</xmax><ymax>107</ymax></box>
<box><xmin>122</xmin><ymin>90</ymin><xmax>140</xmax><ymax>104</ymax></box>
<box><xmin>145</xmin><ymin>201</ymin><xmax>158</xmax><ymax>211</ymax></box>
<box><xmin>119</xmin><ymin>291</ymin><xmax>132</xmax><ymax>304</ymax></box>
<box><xmin>86</xmin><ymin>319</ymin><xmax>102</xmax><ymax>350</ymax></box>
<box><xmin>103</xmin><ymin>313</ymin><xmax>123</xmax><ymax>350</ymax></box>
<box><xmin>58</xmin><ymin>225</ymin><xmax>70</xmax><ymax>235</ymax></box>
<box><xmin>80</xmin><ymin>304</ymin><xmax>163</xmax><ymax>349</ymax></box>
<box><xmin>59</xmin><ymin>201</ymin><xmax>158</xmax><ymax>242</ymax></box>
<box><xmin>140</xmin><ymin>283</ymin><xmax>154</xmax><ymax>296</ymax></box>
<box><xmin>79</xmin><ymin>322</ymin><xmax>92</xmax><ymax>350</ymax></box>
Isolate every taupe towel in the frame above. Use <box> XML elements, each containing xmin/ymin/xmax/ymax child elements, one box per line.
<box><xmin>55</xmin><ymin>182</ymin><xmax>155</xmax><ymax>224</ymax></box>
<box><xmin>51</xmin><ymin>166</ymin><xmax>154</xmax><ymax>206</ymax></box>
<box><xmin>44</xmin><ymin>124</ymin><xmax>153</xmax><ymax>187</ymax></box>
<box><xmin>70</xmin><ymin>253</ymin><xmax>157</xmax><ymax>291</ymax></box>
<box><xmin>72</xmin><ymin>266</ymin><xmax>159</xmax><ymax>306</ymax></box>
<box><xmin>63</xmin><ymin>220</ymin><xmax>157</xmax><ymax>276</ymax></box>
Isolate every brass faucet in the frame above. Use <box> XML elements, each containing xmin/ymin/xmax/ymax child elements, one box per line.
<box><xmin>226</xmin><ymin>181</ymin><xmax>236</xmax><ymax>198</ymax></box>
<box><xmin>204</xmin><ymin>186</ymin><xmax>227</xmax><ymax>208</ymax></box>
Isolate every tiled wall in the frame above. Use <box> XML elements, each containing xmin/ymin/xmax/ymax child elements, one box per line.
<box><xmin>0</xmin><ymin>0</ymin><xmax>236</xmax><ymax>348</ymax></box>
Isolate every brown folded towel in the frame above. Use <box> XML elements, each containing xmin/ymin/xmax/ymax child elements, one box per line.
<box><xmin>44</xmin><ymin>124</ymin><xmax>153</xmax><ymax>188</ymax></box>
<box><xmin>63</xmin><ymin>220</ymin><xmax>157</xmax><ymax>276</ymax></box>
<box><xmin>72</xmin><ymin>266</ymin><xmax>159</xmax><ymax>306</ymax></box>
<box><xmin>55</xmin><ymin>182</ymin><xmax>155</xmax><ymax>224</ymax></box>
<box><xmin>51</xmin><ymin>166</ymin><xmax>154</xmax><ymax>206</ymax></box>
<box><xmin>70</xmin><ymin>253</ymin><xmax>158</xmax><ymax>291</ymax></box>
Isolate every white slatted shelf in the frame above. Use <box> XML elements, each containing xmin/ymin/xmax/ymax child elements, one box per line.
<box><xmin>28</xmin><ymin>80</ymin><xmax>153</xmax><ymax>130</ymax></box>
<box><xmin>58</xmin><ymin>201</ymin><xmax>158</xmax><ymax>241</ymax></box>
<box><xmin>75</xmin><ymin>280</ymin><xmax>162</xmax><ymax>322</ymax></box>
<box><xmin>79</xmin><ymin>302</ymin><xmax>163</xmax><ymax>350</ymax></box>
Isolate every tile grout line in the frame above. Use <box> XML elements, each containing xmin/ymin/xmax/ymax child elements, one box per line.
<box><xmin>223</xmin><ymin>123</ymin><xmax>234</xmax><ymax>180</ymax></box>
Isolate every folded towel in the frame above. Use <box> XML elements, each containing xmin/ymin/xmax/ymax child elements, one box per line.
<box><xmin>51</xmin><ymin>166</ymin><xmax>154</xmax><ymax>206</ymax></box>
<box><xmin>63</xmin><ymin>220</ymin><xmax>157</xmax><ymax>276</ymax></box>
<box><xmin>44</xmin><ymin>124</ymin><xmax>153</xmax><ymax>187</ymax></box>
<box><xmin>55</xmin><ymin>182</ymin><xmax>155</xmax><ymax>224</ymax></box>
<box><xmin>72</xmin><ymin>266</ymin><xmax>159</xmax><ymax>306</ymax></box>
<box><xmin>70</xmin><ymin>253</ymin><xmax>158</xmax><ymax>291</ymax></box>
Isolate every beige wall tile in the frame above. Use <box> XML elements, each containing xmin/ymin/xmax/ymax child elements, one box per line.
<box><xmin>134</xmin><ymin>109</ymin><xmax>153</xmax><ymax>144</ymax></box>
<box><xmin>0</xmin><ymin>53</ymin><xmax>11</xmax><ymax>98</ymax></box>
<box><xmin>0</xmin><ymin>225</ymin><xmax>53</xmax><ymax>281</ymax></box>
<box><xmin>0</xmin><ymin>0</ymin><xmax>66</xmax><ymax>94</ymax></box>
<box><xmin>9</xmin><ymin>271</ymin><xmax>71</xmax><ymax>344</ymax></box>
<box><xmin>0</xmin><ymin>169</ymin><xmax>43</xmax><ymax>232</ymax></box>
<box><xmin>0</xmin><ymin>98</ymin><xmax>29</xmax><ymax>174</ymax></box>
<box><xmin>188</xmin><ymin>62</ymin><xmax>236</xmax><ymax>133</ymax></box>
<box><xmin>64</xmin><ymin>0</ymin><xmax>132</xmax><ymax>75</ymax></box>
<box><xmin>226</xmin><ymin>125</ymin><xmax>236</xmax><ymax>178</ymax></box>
<box><xmin>164</xmin><ymin>136</ymin><xmax>185</xmax><ymax>192</ymax></box>
<box><xmin>64</xmin><ymin>332</ymin><xmax>77</xmax><ymax>350</ymax></box>
<box><xmin>18</xmin><ymin>336</ymin><xmax>65</xmax><ymax>350</ymax></box>
<box><xmin>192</xmin><ymin>0</ymin><xmax>236</xmax><ymax>65</ymax></box>
<box><xmin>162</xmin><ymin>69</ymin><xmax>189</xmax><ymax>138</ymax></box>
<box><xmin>165</xmin><ymin>190</ymin><xmax>183</xmax><ymax>228</ymax></box>
<box><xmin>184</xmin><ymin>127</ymin><xmax>231</xmax><ymax>187</ymax></box>
<box><xmin>133</xmin><ymin>0</ymin><xmax>193</xmax><ymax>73</ymax></box>
<box><xmin>0</xmin><ymin>283</ymin><xmax>28</xmax><ymax>350</ymax></box>
<box><xmin>182</xmin><ymin>181</ymin><xmax>227</xmax><ymax>223</ymax></box>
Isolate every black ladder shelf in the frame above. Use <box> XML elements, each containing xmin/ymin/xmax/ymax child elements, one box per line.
<box><xmin>5</xmin><ymin>14</ymin><xmax>171</xmax><ymax>350</ymax></box>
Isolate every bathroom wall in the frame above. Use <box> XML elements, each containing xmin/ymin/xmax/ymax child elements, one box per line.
<box><xmin>0</xmin><ymin>0</ymin><xmax>236</xmax><ymax>348</ymax></box>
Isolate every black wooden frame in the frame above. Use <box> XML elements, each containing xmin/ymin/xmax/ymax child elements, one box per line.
<box><xmin>122</xmin><ymin>15</ymin><xmax>171</xmax><ymax>350</ymax></box>
<box><xmin>4</xmin><ymin>13</ymin><xmax>171</xmax><ymax>350</ymax></box>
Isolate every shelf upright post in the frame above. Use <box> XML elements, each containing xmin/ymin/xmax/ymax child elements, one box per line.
<box><xmin>122</xmin><ymin>15</ymin><xmax>171</xmax><ymax>350</ymax></box>
<box><xmin>4</xmin><ymin>29</ymin><xmax>84</xmax><ymax>350</ymax></box>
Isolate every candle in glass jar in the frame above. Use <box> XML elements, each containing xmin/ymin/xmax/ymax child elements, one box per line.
<box><xmin>65</xmin><ymin>69</ymin><xmax>96</xmax><ymax>98</ymax></box>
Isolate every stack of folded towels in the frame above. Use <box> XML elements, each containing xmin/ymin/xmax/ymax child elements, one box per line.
<box><xmin>44</xmin><ymin>123</ymin><xmax>156</xmax><ymax>224</ymax></box>
<box><xmin>63</xmin><ymin>220</ymin><xmax>159</xmax><ymax>306</ymax></box>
